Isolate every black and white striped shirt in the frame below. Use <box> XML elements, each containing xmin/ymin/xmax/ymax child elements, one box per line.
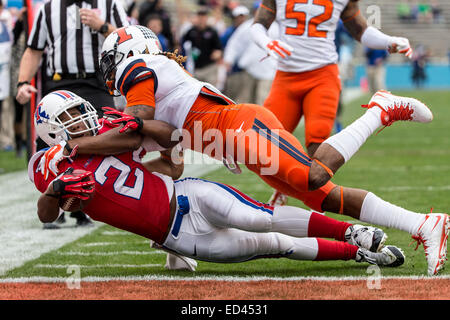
<box><xmin>27</xmin><ymin>0</ymin><xmax>129</xmax><ymax>77</ymax></box>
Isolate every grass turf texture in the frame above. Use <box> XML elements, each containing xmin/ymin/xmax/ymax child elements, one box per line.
<box><xmin>0</xmin><ymin>150</ymin><xmax>27</xmax><ymax>174</ymax></box>
<box><xmin>3</xmin><ymin>90</ymin><xmax>450</xmax><ymax>279</ymax></box>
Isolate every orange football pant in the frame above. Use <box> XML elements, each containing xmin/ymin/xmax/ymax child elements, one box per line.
<box><xmin>264</xmin><ymin>64</ymin><xmax>341</xmax><ymax>147</ymax></box>
<box><xmin>183</xmin><ymin>93</ymin><xmax>335</xmax><ymax>212</ymax></box>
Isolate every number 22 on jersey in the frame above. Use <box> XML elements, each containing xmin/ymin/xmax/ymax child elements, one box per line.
<box><xmin>94</xmin><ymin>151</ymin><xmax>144</xmax><ymax>200</ymax></box>
<box><xmin>285</xmin><ymin>0</ymin><xmax>333</xmax><ymax>38</ymax></box>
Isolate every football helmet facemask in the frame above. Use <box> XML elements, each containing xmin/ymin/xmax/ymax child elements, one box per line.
<box><xmin>35</xmin><ymin>90</ymin><xmax>100</xmax><ymax>146</ymax></box>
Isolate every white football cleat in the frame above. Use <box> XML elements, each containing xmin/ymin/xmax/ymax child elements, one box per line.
<box><xmin>268</xmin><ymin>190</ymin><xmax>288</xmax><ymax>207</ymax></box>
<box><xmin>345</xmin><ymin>224</ymin><xmax>387</xmax><ymax>252</ymax></box>
<box><xmin>363</xmin><ymin>90</ymin><xmax>433</xmax><ymax>128</ymax></box>
<box><xmin>150</xmin><ymin>241</ymin><xmax>198</xmax><ymax>271</ymax></box>
<box><xmin>164</xmin><ymin>253</ymin><xmax>198</xmax><ymax>272</ymax></box>
<box><xmin>355</xmin><ymin>246</ymin><xmax>405</xmax><ymax>267</ymax></box>
<box><xmin>411</xmin><ymin>213</ymin><xmax>449</xmax><ymax>276</ymax></box>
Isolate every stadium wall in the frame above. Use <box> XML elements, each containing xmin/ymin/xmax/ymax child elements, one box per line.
<box><xmin>346</xmin><ymin>63</ymin><xmax>450</xmax><ymax>90</ymax></box>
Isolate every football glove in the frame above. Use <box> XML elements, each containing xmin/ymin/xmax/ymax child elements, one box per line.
<box><xmin>388</xmin><ymin>37</ymin><xmax>413</xmax><ymax>59</ymax></box>
<box><xmin>39</xmin><ymin>141</ymin><xmax>78</xmax><ymax>180</ymax></box>
<box><xmin>102</xmin><ymin>107</ymin><xmax>144</xmax><ymax>133</ymax></box>
<box><xmin>265</xmin><ymin>40</ymin><xmax>294</xmax><ymax>60</ymax></box>
<box><xmin>52</xmin><ymin>168</ymin><xmax>95</xmax><ymax>200</ymax></box>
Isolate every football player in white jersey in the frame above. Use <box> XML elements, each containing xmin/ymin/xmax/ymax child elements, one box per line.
<box><xmin>250</xmin><ymin>0</ymin><xmax>413</xmax><ymax>206</ymax></box>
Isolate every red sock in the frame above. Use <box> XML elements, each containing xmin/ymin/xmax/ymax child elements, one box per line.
<box><xmin>314</xmin><ymin>238</ymin><xmax>359</xmax><ymax>261</ymax></box>
<box><xmin>307</xmin><ymin>212</ymin><xmax>352</xmax><ymax>241</ymax></box>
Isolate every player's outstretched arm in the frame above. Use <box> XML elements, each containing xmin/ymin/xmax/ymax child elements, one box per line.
<box><xmin>341</xmin><ymin>1</ymin><xmax>412</xmax><ymax>58</ymax></box>
<box><xmin>66</xmin><ymin>126</ymin><xmax>144</xmax><ymax>155</ymax></box>
<box><xmin>103</xmin><ymin>106</ymin><xmax>180</xmax><ymax>149</ymax></box>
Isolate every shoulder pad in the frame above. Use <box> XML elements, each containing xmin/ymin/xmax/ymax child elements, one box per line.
<box><xmin>116</xmin><ymin>56</ymin><xmax>155</xmax><ymax>96</ymax></box>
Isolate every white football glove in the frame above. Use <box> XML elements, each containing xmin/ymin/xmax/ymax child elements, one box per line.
<box><xmin>388</xmin><ymin>37</ymin><xmax>413</xmax><ymax>59</ymax></box>
<box><xmin>250</xmin><ymin>23</ymin><xmax>294</xmax><ymax>61</ymax></box>
<box><xmin>265</xmin><ymin>40</ymin><xmax>294</xmax><ymax>61</ymax></box>
<box><xmin>39</xmin><ymin>141</ymin><xmax>78</xmax><ymax>180</ymax></box>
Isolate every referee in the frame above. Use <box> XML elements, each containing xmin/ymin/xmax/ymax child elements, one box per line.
<box><xmin>16</xmin><ymin>0</ymin><xmax>129</xmax><ymax>228</ymax></box>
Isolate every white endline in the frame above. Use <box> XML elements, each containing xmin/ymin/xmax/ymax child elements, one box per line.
<box><xmin>1</xmin><ymin>274</ymin><xmax>449</xmax><ymax>283</ymax></box>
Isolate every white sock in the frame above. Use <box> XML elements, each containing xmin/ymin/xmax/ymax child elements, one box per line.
<box><xmin>323</xmin><ymin>107</ymin><xmax>382</xmax><ymax>162</ymax></box>
<box><xmin>271</xmin><ymin>206</ymin><xmax>312</xmax><ymax>237</ymax></box>
<box><xmin>359</xmin><ymin>192</ymin><xmax>424</xmax><ymax>235</ymax></box>
<box><xmin>288</xmin><ymin>237</ymin><xmax>319</xmax><ymax>261</ymax></box>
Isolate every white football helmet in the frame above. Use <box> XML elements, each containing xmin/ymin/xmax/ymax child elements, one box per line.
<box><xmin>35</xmin><ymin>90</ymin><xmax>100</xmax><ymax>146</ymax></box>
<box><xmin>100</xmin><ymin>25</ymin><xmax>162</xmax><ymax>95</ymax></box>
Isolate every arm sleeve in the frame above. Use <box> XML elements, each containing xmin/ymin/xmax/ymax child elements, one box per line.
<box><xmin>125</xmin><ymin>77</ymin><xmax>156</xmax><ymax>108</ymax></box>
<box><xmin>26</xmin><ymin>5</ymin><xmax>47</xmax><ymax>50</ymax></box>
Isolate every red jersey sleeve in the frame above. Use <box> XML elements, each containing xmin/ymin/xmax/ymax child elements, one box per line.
<box><xmin>28</xmin><ymin>151</ymin><xmax>52</xmax><ymax>194</ymax></box>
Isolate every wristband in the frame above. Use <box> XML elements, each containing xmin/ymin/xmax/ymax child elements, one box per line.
<box><xmin>17</xmin><ymin>81</ymin><xmax>30</xmax><ymax>88</ymax></box>
<box><xmin>45</xmin><ymin>193</ymin><xmax>60</xmax><ymax>199</ymax></box>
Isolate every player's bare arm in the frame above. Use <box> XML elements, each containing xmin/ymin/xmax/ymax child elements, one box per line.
<box><xmin>103</xmin><ymin>106</ymin><xmax>180</xmax><ymax>149</ymax></box>
<box><xmin>253</xmin><ymin>0</ymin><xmax>276</xmax><ymax>29</ymax></box>
<box><xmin>125</xmin><ymin>104</ymin><xmax>155</xmax><ymax>120</ymax></box>
<box><xmin>66</xmin><ymin>126</ymin><xmax>143</xmax><ymax>155</ymax></box>
<box><xmin>37</xmin><ymin>182</ymin><xmax>61</xmax><ymax>223</ymax></box>
<box><xmin>140</xmin><ymin>120</ymin><xmax>181</xmax><ymax>149</ymax></box>
<box><xmin>142</xmin><ymin>147</ymin><xmax>184</xmax><ymax>180</ymax></box>
<box><xmin>341</xmin><ymin>1</ymin><xmax>367</xmax><ymax>41</ymax></box>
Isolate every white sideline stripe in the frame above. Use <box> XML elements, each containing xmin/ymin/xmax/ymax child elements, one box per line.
<box><xmin>100</xmin><ymin>231</ymin><xmax>134</xmax><ymax>236</ymax></box>
<box><xmin>1</xmin><ymin>274</ymin><xmax>449</xmax><ymax>283</ymax></box>
<box><xmin>34</xmin><ymin>264</ymin><xmax>162</xmax><ymax>269</ymax></box>
<box><xmin>57</xmin><ymin>251</ymin><xmax>164</xmax><ymax>256</ymax></box>
<box><xmin>78</xmin><ymin>241</ymin><xmax>149</xmax><ymax>247</ymax></box>
<box><xmin>0</xmin><ymin>151</ymin><xmax>220</xmax><ymax>276</ymax></box>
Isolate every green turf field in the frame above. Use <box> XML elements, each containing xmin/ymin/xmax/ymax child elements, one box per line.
<box><xmin>0</xmin><ymin>150</ymin><xmax>27</xmax><ymax>174</ymax></box>
<box><xmin>3</xmin><ymin>90</ymin><xmax>450</xmax><ymax>279</ymax></box>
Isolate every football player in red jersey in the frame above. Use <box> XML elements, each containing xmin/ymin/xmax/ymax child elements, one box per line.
<box><xmin>31</xmin><ymin>90</ymin><xmax>409</xmax><ymax>269</ymax></box>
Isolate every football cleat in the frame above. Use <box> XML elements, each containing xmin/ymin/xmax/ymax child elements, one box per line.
<box><xmin>345</xmin><ymin>224</ymin><xmax>387</xmax><ymax>252</ymax></box>
<box><xmin>268</xmin><ymin>190</ymin><xmax>288</xmax><ymax>207</ymax></box>
<box><xmin>150</xmin><ymin>241</ymin><xmax>198</xmax><ymax>272</ymax></box>
<box><xmin>362</xmin><ymin>90</ymin><xmax>433</xmax><ymax>129</ymax></box>
<box><xmin>355</xmin><ymin>246</ymin><xmax>405</xmax><ymax>267</ymax></box>
<box><xmin>411</xmin><ymin>213</ymin><xmax>449</xmax><ymax>276</ymax></box>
